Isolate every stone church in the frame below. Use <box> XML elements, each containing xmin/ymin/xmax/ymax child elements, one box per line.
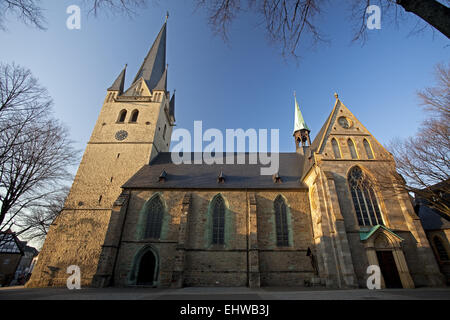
<box><xmin>27</xmin><ymin>21</ymin><xmax>446</xmax><ymax>289</ymax></box>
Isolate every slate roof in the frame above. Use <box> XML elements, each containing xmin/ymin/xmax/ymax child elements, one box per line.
<box><xmin>154</xmin><ymin>67</ymin><xmax>168</xmax><ymax>92</ymax></box>
<box><xmin>417</xmin><ymin>204</ymin><xmax>450</xmax><ymax>231</ymax></box>
<box><xmin>301</xmin><ymin>99</ymin><xmax>339</xmax><ymax>179</ymax></box>
<box><xmin>0</xmin><ymin>231</ymin><xmax>24</xmax><ymax>254</ymax></box>
<box><xmin>132</xmin><ymin>22</ymin><xmax>167</xmax><ymax>92</ymax></box>
<box><xmin>108</xmin><ymin>66</ymin><xmax>126</xmax><ymax>94</ymax></box>
<box><xmin>123</xmin><ymin>153</ymin><xmax>308</xmax><ymax>190</ymax></box>
<box><xmin>310</xmin><ymin>99</ymin><xmax>338</xmax><ymax>153</ymax></box>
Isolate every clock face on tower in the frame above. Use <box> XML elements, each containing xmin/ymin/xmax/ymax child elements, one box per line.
<box><xmin>115</xmin><ymin>130</ymin><xmax>128</xmax><ymax>141</ymax></box>
<box><xmin>338</xmin><ymin>117</ymin><xmax>352</xmax><ymax>129</ymax></box>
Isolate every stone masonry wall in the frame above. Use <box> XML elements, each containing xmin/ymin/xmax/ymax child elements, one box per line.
<box><xmin>111</xmin><ymin>189</ymin><xmax>315</xmax><ymax>287</ymax></box>
<box><xmin>27</xmin><ymin>93</ymin><xmax>169</xmax><ymax>288</ymax></box>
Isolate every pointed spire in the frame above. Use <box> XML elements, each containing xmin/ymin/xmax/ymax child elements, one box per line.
<box><xmin>108</xmin><ymin>64</ymin><xmax>127</xmax><ymax>94</ymax></box>
<box><xmin>293</xmin><ymin>92</ymin><xmax>310</xmax><ymax>135</ymax></box>
<box><xmin>132</xmin><ymin>20</ymin><xmax>167</xmax><ymax>92</ymax></box>
<box><xmin>154</xmin><ymin>65</ymin><xmax>168</xmax><ymax>91</ymax></box>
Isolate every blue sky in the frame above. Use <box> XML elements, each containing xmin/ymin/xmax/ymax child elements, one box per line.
<box><xmin>0</xmin><ymin>0</ymin><xmax>448</xmax><ymax>161</ymax></box>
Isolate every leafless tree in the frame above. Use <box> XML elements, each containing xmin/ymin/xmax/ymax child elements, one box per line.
<box><xmin>0</xmin><ymin>0</ymin><xmax>147</xmax><ymax>30</ymax></box>
<box><xmin>376</xmin><ymin>63</ymin><xmax>449</xmax><ymax>217</ymax></box>
<box><xmin>0</xmin><ymin>0</ymin><xmax>46</xmax><ymax>30</ymax></box>
<box><xmin>84</xmin><ymin>0</ymin><xmax>147</xmax><ymax>17</ymax></box>
<box><xmin>0</xmin><ymin>63</ymin><xmax>52</xmax><ymax>176</ymax></box>
<box><xmin>196</xmin><ymin>0</ymin><xmax>326</xmax><ymax>57</ymax></box>
<box><xmin>418</xmin><ymin>63</ymin><xmax>450</xmax><ymax>120</ymax></box>
<box><xmin>195</xmin><ymin>0</ymin><xmax>450</xmax><ymax>57</ymax></box>
<box><xmin>1</xmin><ymin>1</ymin><xmax>448</xmax><ymax>57</ymax></box>
<box><xmin>0</xmin><ymin>63</ymin><xmax>79</xmax><ymax>240</ymax></box>
<box><xmin>13</xmin><ymin>187</ymin><xmax>69</xmax><ymax>245</ymax></box>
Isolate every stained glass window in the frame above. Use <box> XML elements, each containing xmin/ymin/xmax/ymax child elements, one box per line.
<box><xmin>212</xmin><ymin>196</ymin><xmax>225</xmax><ymax>245</ymax></box>
<box><xmin>274</xmin><ymin>196</ymin><xmax>289</xmax><ymax>246</ymax></box>
<box><xmin>145</xmin><ymin>196</ymin><xmax>164</xmax><ymax>239</ymax></box>
<box><xmin>348</xmin><ymin>167</ymin><xmax>384</xmax><ymax>226</ymax></box>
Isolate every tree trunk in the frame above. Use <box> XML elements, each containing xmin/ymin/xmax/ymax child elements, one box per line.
<box><xmin>397</xmin><ymin>0</ymin><xmax>450</xmax><ymax>38</ymax></box>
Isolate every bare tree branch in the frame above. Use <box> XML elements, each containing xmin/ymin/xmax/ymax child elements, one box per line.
<box><xmin>396</xmin><ymin>0</ymin><xmax>450</xmax><ymax>38</ymax></box>
<box><xmin>1</xmin><ymin>1</ymin><xmax>448</xmax><ymax>58</ymax></box>
<box><xmin>0</xmin><ymin>63</ymin><xmax>80</xmax><ymax>239</ymax></box>
<box><xmin>14</xmin><ymin>187</ymin><xmax>69</xmax><ymax>244</ymax></box>
<box><xmin>195</xmin><ymin>0</ymin><xmax>241</xmax><ymax>42</ymax></box>
<box><xmin>0</xmin><ymin>0</ymin><xmax>46</xmax><ymax>30</ymax></box>
<box><xmin>195</xmin><ymin>0</ymin><xmax>327</xmax><ymax>58</ymax></box>
<box><xmin>82</xmin><ymin>0</ymin><xmax>148</xmax><ymax>18</ymax></box>
<box><xmin>379</xmin><ymin>63</ymin><xmax>450</xmax><ymax>217</ymax></box>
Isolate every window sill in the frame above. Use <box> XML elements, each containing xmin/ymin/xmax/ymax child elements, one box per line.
<box><xmin>208</xmin><ymin>244</ymin><xmax>227</xmax><ymax>250</ymax></box>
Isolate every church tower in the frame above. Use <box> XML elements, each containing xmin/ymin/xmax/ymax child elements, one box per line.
<box><xmin>293</xmin><ymin>93</ymin><xmax>311</xmax><ymax>152</ymax></box>
<box><xmin>27</xmin><ymin>20</ymin><xmax>175</xmax><ymax>288</ymax></box>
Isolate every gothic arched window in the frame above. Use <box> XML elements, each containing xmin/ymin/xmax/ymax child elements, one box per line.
<box><xmin>145</xmin><ymin>196</ymin><xmax>164</xmax><ymax>239</ymax></box>
<box><xmin>118</xmin><ymin>110</ymin><xmax>127</xmax><ymax>123</ymax></box>
<box><xmin>212</xmin><ymin>195</ymin><xmax>225</xmax><ymax>245</ymax></box>
<box><xmin>363</xmin><ymin>139</ymin><xmax>374</xmax><ymax>159</ymax></box>
<box><xmin>348</xmin><ymin>167</ymin><xmax>384</xmax><ymax>226</ymax></box>
<box><xmin>433</xmin><ymin>236</ymin><xmax>449</xmax><ymax>261</ymax></box>
<box><xmin>163</xmin><ymin>124</ymin><xmax>167</xmax><ymax>140</ymax></box>
<box><xmin>274</xmin><ymin>195</ymin><xmax>289</xmax><ymax>247</ymax></box>
<box><xmin>130</xmin><ymin>110</ymin><xmax>139</xmax><ymax>123</ymax></box>
<box><xmin>348</xmin><ymin>139</ymin><xmax>358</xmax><ymax>159</ymax></box>
<box><xmin>332</xmin><ymin>138</ymin><xmax>341</xmax><ymax>159</ymax></box>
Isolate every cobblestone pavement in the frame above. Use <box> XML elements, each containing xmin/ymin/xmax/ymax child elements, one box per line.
<box><xmin>0</xmin><ymin>286</ymin><xmax>449</xmax><ymax>300</ymax></box>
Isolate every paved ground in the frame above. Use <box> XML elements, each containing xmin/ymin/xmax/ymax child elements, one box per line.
<box><xmin>0</xmin><ymin>286</ymin><xmax>449</xmax><ymax>300</ymax></box>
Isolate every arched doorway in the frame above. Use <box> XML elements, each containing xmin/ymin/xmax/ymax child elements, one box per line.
<box><xmin>376</xmin><ymin>250</ymin><xmax>402</xmax><ymax>288</ymax></box>
<box><xmin>137</xmin><ymin>250</ymin><xmax>158</xmax><ymax>286</ymax></box>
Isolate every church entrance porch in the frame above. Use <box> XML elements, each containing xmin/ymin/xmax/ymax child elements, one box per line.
<box><xmin>360</xmin><ymin>225</ymin><xmax>415</xmax><ymax>289</ymax></box>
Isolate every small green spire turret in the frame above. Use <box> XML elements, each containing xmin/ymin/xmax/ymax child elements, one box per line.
<box><xmin>293</xmin><ymin>92</ymin><xmax>311</xmax><ymax>151</ymax></box>
<box><xmin>293</xmin><ymin>92</ymin><xmax>310</xmax><ymax>134</ymax></box>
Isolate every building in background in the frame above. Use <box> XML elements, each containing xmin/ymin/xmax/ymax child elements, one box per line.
<box><xmin>0</xmin><ymin>232</ymin><xmax>38</xmax><ymax>287</ymax></box>
<box><xmin>0</xmin><ymin>230</ymin><xmax>24</xmax><ymax>286</ymax></box>
<box><xmin>11</xmin><ymin>242</ymin><xmax>39</xmax><ymax>285</ymax></box>
<box><xmin>415</xmin><ymin>187</ymin><xmax>450</xmax><ymax>285</ymax></box>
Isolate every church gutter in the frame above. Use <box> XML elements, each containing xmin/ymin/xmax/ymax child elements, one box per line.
<box><xmin>121</xmin><ymin>187</ymin><xmax>309</xmax><ymax>191</ymax></box>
